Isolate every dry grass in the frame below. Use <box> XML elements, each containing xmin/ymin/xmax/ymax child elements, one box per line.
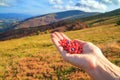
<box><xmin>0</xmin><ymin>25</ymin><xmax>120</xmax><ymax>80</ymax></box>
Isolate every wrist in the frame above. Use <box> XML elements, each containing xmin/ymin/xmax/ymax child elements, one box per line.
<box><xmin>88</xmin><ymin>56</ymin><xmax>120</xmax><ymax>80</ymax></box>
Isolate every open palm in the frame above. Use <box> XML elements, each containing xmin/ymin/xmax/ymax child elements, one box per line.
<box><xmin>51</xmin><ymin>32</ymin><xmax>104</xmax><ymax>72</ymax></box>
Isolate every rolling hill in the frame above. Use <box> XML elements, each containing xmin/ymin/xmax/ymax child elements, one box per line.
<box><xmin>78</xmin><ymin>8</ymin><xmax>120</xmax><ymax>26</ymax></box>
<box><xmin>14</xmin><ymin>10</ymin><xmax>99</xmax><ymax>29</ymax></box>
<box><xmin>0</xmin><ymin>8</ymin><xmax>120</xmax><ymax>41</ymax></box>
<box><xmin>0</xmin><ymin>13</ymin><xmax>32</xmax><ymax>33</ymax></box>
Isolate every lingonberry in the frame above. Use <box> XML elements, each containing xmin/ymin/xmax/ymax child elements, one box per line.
<box><xmin>59</xmin><ymin>39</ymin><xmax>83</xmax><ymax>54</ymax></box>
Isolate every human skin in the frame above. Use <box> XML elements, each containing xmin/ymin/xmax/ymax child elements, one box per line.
<box><xmin>51</xmin><ymin>32</ymin><xmax>120</xmax><ymax>80</ymax></box>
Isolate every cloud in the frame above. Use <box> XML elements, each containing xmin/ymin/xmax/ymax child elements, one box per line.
<box><xmin>101</xmin><ymin>0</ymin><xmax>120</xmax><ymax>5</ymax></box>
<box><xmin>49</xmin><ymin>0</ymin><xmax>63</xmax><ymax>4</ymax></box>
<box><xmin>77</xmin><ymin>0</ymin><xmax>107</xmax><ymax>10</ymax></box>
<box><xmin>68</xmin><ymin>0</ymin><xmax>74</xmax><ymax>4</ymax></box>
<box><xmin>49</xmin><ymin>0</ymin><xmax>119</xmax><ymax>12</ymax></box>
<box><xmin>101</xmin><ymin>0</ymin><xmax>113</xmax><ymax>4</ymax></box>
<box><xmin>0</xmin><ymin>0</ymin><xmax>19</xmax><ymax>7</ymax></box>
<box><xmin>0</xmin><ymin>1</ymin><xmax>9</xmax><ymax>7</ymax></box>
<box><xmin>53</xmin><ymin>4</ymin><xmax>91</xmax><ymax>12</ymax></box>
<box><xmin>53</xmin><ymin>5</ymin><xmax>63</xmax><ymax>9</ymax></box>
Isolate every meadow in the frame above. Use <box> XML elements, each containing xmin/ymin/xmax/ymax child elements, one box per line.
<box><xmin>0</xmin><ymin>24</ymin><xmax>120</xmax><ymax>80</ymax></box>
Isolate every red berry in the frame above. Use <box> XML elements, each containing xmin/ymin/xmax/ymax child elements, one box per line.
<box><xmin>59</xmin><ymin>39</ymin><xmax>84</xmax><ymax>54</ymax></box>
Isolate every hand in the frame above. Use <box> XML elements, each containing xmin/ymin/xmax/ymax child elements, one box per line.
<box><xmin>51</xmin><ymin>32</ymin><xmax>120</xmax><ymax>80</ymax></box>
<box><xmin>51</xmin><ymin>32</ymin><xmax>103</xmax><ymax>71</ymax></box>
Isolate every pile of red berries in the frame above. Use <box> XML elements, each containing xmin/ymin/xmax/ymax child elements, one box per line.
<box><xmin>59</xmin><ymin>39</ymin><xmax>83</xmax><ymax>54</ymax></box>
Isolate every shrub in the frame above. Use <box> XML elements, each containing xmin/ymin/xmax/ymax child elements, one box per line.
<box><xmin>45</xmin><ymin>30</ymin><xmax>49</xmax><ymax>34</ymax></box>
<box><xmin>116</xmin><ymin>20</ymin><xmax>120</xmax><ymax>25</ymax></box>
<box><xmin>36</xmin><ymin>30</ymin><xmax>41</xmax><ymax>35</ymax></box>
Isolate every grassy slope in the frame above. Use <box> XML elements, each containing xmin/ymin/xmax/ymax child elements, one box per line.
<box><xmin>0</xmin><ymin>25</ymin><xmax>120</xmax><ymax>79</ymax></box>
<box><xmin>78</xmin><ymin>8</ymin><xmax>120</xmax><ymax>27</ymax></box>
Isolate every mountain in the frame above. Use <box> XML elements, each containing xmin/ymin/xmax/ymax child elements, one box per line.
<box><xmin>0</xmin><ymin>13</ymin><xmax>32</xmax><ymax>20</ymax></box>
<box><xmin>0</xmin><ymin>13</ymin><xmax>32</xmax><ymax>33</ymax></box>
<box><xmin>0</xmin><ymin>8</ymin><xmax>120</xmax><ymax>41</ymax></box>
<box><xmin>52</xmin><ymin>10</ymin><xmax>99</xmax><ymax>19</ymax></box>
<box><xmin>78</xmin><ymin>8</ymin><xmax>120</xmax><ymax>27</ymax></box>
<box><xmin>14</xmin><ymin>10</ymin><xmax>99</xmax><ymax>29</ymax></box>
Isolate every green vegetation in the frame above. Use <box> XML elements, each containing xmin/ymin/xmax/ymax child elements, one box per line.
<box><xmin>36</xmin><ymin>30</ymin><xmax>41</xmax><ymax>35</ymax></box>
<box><xmin>117</xmin><ymin>20</ymin><xmax>120</xmax><ymax>25</ymax></box>
<box><xmin>71</xmin><ymin>8</ymin><xmax>120</xmax><ymax>27</ymax></box>
<box><xmin>45</xmin><ymin>30</ymin><xmax>49</xmax><ymax>34</ymax></box>
<box><xmin>0</xmin><ymin>25</ymin><xmax>120</xmax><ymax>79</ymax></box>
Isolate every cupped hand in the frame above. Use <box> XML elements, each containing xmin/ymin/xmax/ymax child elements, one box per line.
<box><xmin>51</xmin><ymin>32</ymin><xmax>104</xmax><ymax>72</ymax></box>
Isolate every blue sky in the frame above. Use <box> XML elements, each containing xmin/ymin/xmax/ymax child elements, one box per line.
<box><xmin>0</xmin><ymin>0</ymin><xmax>120</xmax><ymax>16</ymax></box>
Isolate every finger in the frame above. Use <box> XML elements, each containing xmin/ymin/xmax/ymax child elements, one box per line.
<box><xmin>52</xmin><ymin>37</ymin><xmax>62</xmax><ymax>51</ymax></box>
<box><xmin>51</xmin><ymin>33</ymin><xmax>66</xmax><ymax>54</ymax></box>
<box><xmin>52</xmin><ymin>37</ymin><xmax>68</xmax><ymax>57</ymax></box>
<box><xmin>60</xmin><ymin>32</ymin><xmax>71</xmax><ymax>40</ymax></box>
<box><xmin>51</xmin><ymin>33</ymin><xmax>60</xmax><ymax>41</ymax></box>
<box><xmin>54</xmin><ymin>32</ymin><xmax>64</xmax><ymax>40</ymax></box>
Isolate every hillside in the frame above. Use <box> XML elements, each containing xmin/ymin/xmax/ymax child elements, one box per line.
<box><xmin>78</xmin><ymin>8</ymin><xmax>120</xmax><ymax>27</ymax></box>
<box><xmin>0</xmin><ymin>13</ymin><xmax>32</xmax><ymax>33</ymax></box>
<box><xmin>0</xmin><ymin>8</ymin><xmax>120</xmax><ymax>41</ymax></box>
<box><xmin>0</xmin><ymin>21</ymin><xmax>88</xmax><ymax>41</ymax></box>
<box><xmin>0</xmin><ymin>25</ymin><xmax>120</xmax><ymax>79</ymax></box>
<box><xmin>14</xmin><ymin>10</ymin><xmax>98</xmax><ymax>29</ymax></box>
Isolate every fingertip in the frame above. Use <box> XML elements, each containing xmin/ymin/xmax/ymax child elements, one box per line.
<box><xmin>51</xmin><ymin>32</ymin><xmax>58</xmax><ymax>39</ymax></box>
<box><xmin>60</xmin><ymin>32</ymin><xmax>71</xmax><ymax>40</ymax></box>
<box><xmin>54</xmin><ymin>32</ymin><xmax>59</xmax><ymax>35</ymax></box>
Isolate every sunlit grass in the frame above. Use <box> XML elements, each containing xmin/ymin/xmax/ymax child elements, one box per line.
<box><xmin>0</xmin><ymin>25</ymin><xmax>120</xmax><ymax>79</ymax></box>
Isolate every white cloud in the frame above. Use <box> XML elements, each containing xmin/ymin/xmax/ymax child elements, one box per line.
<box><xmin>64</xmin><ymin>5</ymin><xmax>72</xmax><ymax>10</ymax></box>
<box><xmin>49</xmin><ymin>0</ymin><xmax>63</xmax><ymax>4</ymax></box>
<box><xmin>49</xmin><ymin>0</ymin><xmax>55</xmax><ymax>4</ymax></box>
<box><xmin>101</xmin><ymin>0</ymin><xmax>120</xmax><ymax>4</ymax></box>
<box><xmin>53</xmin><ymin>4</ymin><xmax>91</xmax><ymax>12</ymax></box>
<box><xmin>49</xmin><ymin>0</ymin><xmax>119</xmax><ymax>12</ymax></box>
<box><xmin>57</xmin><ymin>0</ymin><xmax>63</xmax><ymax>4</ymax></box>
<box><xmin>78</xmin><ymin>0</ymin><xmax>107</xmax><ymax>10</ymax></box>
<box><xmin>101</xmin><ymin>0</ymin><xmax>112</xmax><ymax>4</ymax></box>
<box><xmin>68</xmin><ymin>0</ymin><xmax>74</xmax><ymax>4</ymax></box>
<box><xmin>111</xmin><ymin>0</ymin><xmax>120</xmax><ymax>4</ymax></box>
<box><xmin>53</xmin><ymin>5</ymin><xmax>63</xmax><ymax>9</ymax></box>
<box><xmin>73</xmin><ymin>6</ymin><xmax>91</xmax><ymax>12</ymax></box>
<box><xmin>0</xmin><ymin>1</ymin><xmax>9</xmax><ymax>7</ymax></box>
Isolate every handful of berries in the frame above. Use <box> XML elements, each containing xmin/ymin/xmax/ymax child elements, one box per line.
<box><xmin>59</xmin><ymin>39</ymin><xmax>84</xmax><ymax>54</ymax></box>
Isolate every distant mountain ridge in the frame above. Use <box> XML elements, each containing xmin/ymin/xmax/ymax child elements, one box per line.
<box><xmin>79</xmin><ymin>8</ymin><xmax>120</xmax><ymax>25</ymax></box>
<box><xmin>14</xmin><ymin>10</ymin><xmax>99</xmax><ymax>29</ymax></box>
<box><xmin>0</xmin><ymin>8</ymin><xmax>120</xmax><ymax>41</ymax></box>
<box><xmin>0</xmin><ymin>13</ymin><xmax>32</xmax><ymax>20</ymax></box>
<box><xmin>0</xmin><ymin>13</ymin><xmax>32</xmax><ymax>33</ymax></box>
<box><xmin>51</xmin><ymin>10</ymin><xmax>99</xmax><ymax>19</ymax></box>
<box><xmin>26</xmin><ymin>10</ymin><xmax>99</xmax><ymax>20</ymax></box>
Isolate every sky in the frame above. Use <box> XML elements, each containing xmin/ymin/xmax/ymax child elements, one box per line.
<box><xmin>0</xmin><ymin>0</ymin><xmax>120</xmax><ymax>16</ymax></box>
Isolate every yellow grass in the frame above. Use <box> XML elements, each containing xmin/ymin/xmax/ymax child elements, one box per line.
<box><xmin>0</xmin><ymin>25</ymin><xmax>120</xmax><ymax>79</ymax></box>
